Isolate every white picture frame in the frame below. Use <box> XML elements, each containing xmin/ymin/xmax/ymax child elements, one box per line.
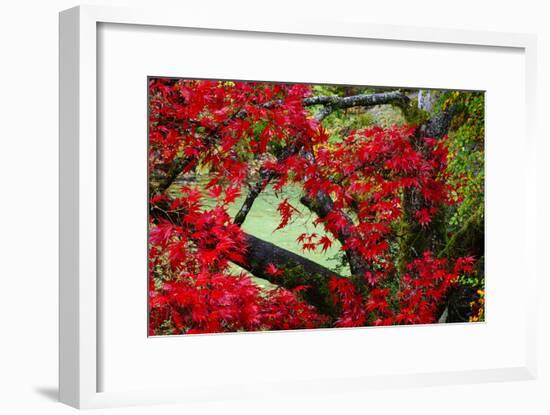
<box><xmin>59</xmin><ymin>4</ymin><xmax>538</xmax><ymax>409</ymax></box>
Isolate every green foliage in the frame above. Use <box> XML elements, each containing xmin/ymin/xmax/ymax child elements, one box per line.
<box><xmin>156</xmin><ymin>319</ymin><xmax>176</xmax><ymax>336</ymax></box>
<box><xmin>402</xmin><ymin>97</ymin><xmax>430</xmax><ymax>126</ymax></box>
<box><xmin>434</xmin><ymin>91</ymin><xmax>485</xmax><ymax>322</ymax></box>
<box><xmin>439</xmin><ymin>91</ymin><xmax>485</xmax><ymax>232</ymax></box>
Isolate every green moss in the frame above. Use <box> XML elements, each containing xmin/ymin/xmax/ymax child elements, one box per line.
<box><xmin>438</xmin><ymin>205</ymin><xmax>484</xmax><ymax>259</ymax></box>
<box><xmin>402</xmin><ymin>98</ymin><xmax>430</xmax><ymax>125</ymax></box>
<box><xmin>277</xmin><ymin>262</ymin><xmax>338</xmax><ymax>319</ymax></box>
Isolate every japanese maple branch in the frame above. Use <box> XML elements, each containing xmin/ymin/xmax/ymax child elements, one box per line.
<box><xmin>150</xmin><ymin>205</ymin><xmax>341</xmax><ymax>317</ymax></box>
<box><xmin>299</xmin><ymin>149</ymin><xmax>371</xmax><ymax>282</ymax></box>
<box><xmin>233</xmin><ymin>142</ymin><xmax>299</xmax><ymax>226</ymax></box>
<box><xmin>233</xmin><ymin>168</ymin><xmax>275</xmax><ymax>226</ymax></box>
<box><xmin>150</xmin><ymin>106</ymin><xmax>249</xmax><ymax>196</ymax></box>
<box><xmin>233</xmin><ymin>92</ymin><xmax>409</xmax><ymax>225</ymax></box>
<box><xmin>155</xmin><ymin>91</ymin><xmax>411</xmax><ymax>221</ymax></box>
<box><xmin>292</xmin><ymin>95</ymin><xmax>413</xmax><ymax>279</ymax></box>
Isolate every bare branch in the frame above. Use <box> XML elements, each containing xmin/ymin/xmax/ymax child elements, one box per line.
<box><xmin>304</xmin><ymin>91</ymin><xmax>410</xmax><ymax>121</ymax></box>
<box><xmin>233</xmin><ymin>169</ymin><xmax>273</xmax><ymax>226</ymax></box>
<box><xmin>233</xmin><ymin>142</ymin><xmax>299</xmax><ymax>226</ymax></box>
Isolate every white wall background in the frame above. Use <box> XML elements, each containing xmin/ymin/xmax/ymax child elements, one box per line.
<box><xmin>1</xmin><ymin>1</ymin><xmax>548</xmax><ymax>414</ymax></box>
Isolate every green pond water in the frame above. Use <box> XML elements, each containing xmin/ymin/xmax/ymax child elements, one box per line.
<box><xmin>168</xmin><ymin>176</ymin><xmax>350</xmax><ymax>284</ymax></box>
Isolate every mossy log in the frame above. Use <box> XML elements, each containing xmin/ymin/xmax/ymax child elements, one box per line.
<box><xmin>235</xmin><ymin>233</ymin><xmax>339</xmax><ymax>319</ymax></box>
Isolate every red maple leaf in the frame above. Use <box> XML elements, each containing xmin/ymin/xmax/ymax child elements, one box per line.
<box><xmin>265</xmin><ymin>263</ymin><xmax>284</xmax><ymax>277</ymax></box>
<box><xmin>318</xmin><ymin>235</ymin><xmax>332</xmax><ymax>253</ymax></box>
<box><xmin>224</xmin><ymin>186</ymin><xmax>241</xmax><ymax>205</ymax></box>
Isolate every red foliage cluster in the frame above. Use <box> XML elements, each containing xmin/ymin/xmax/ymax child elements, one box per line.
<box><xmin>149</xmin><ymin>79</ymin><xmax>329</xmax><ymax>334</ymax></box>
<box><xmin>148</xmin><ymin>78</ymin><xmax>476</xmax><ymax>335</ymax></box>
<box><xmin>328</xmin><ymin>253</ymin><xmax>475</xmax><ymax>327</ymax></box>
<box><xmin>369</xmin><ymin>252</ymin><xmax>475</xmax><ymax>325</ymax></box>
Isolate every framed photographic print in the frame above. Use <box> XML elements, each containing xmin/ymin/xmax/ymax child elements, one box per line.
<box><xmin>147</xmin><ymin>77</ymin><xmax>485</xmax><ymax>336</ymax></box>
<box><xmin>59</xmin><ymin>4</ymin><xmax>538</xmax><ymax>409</ymax></box>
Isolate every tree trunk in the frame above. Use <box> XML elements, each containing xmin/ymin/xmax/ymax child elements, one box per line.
<box><xmin>398</xmin><ymin>94</ymin><xmax>455</xmax><ymax>271</ymax></box>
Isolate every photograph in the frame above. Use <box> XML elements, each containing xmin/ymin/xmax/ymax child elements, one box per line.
<box><xmin>147</xmin><ymin>77</ymin><xmax>485</xmax><ymax>335</ymax></box>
